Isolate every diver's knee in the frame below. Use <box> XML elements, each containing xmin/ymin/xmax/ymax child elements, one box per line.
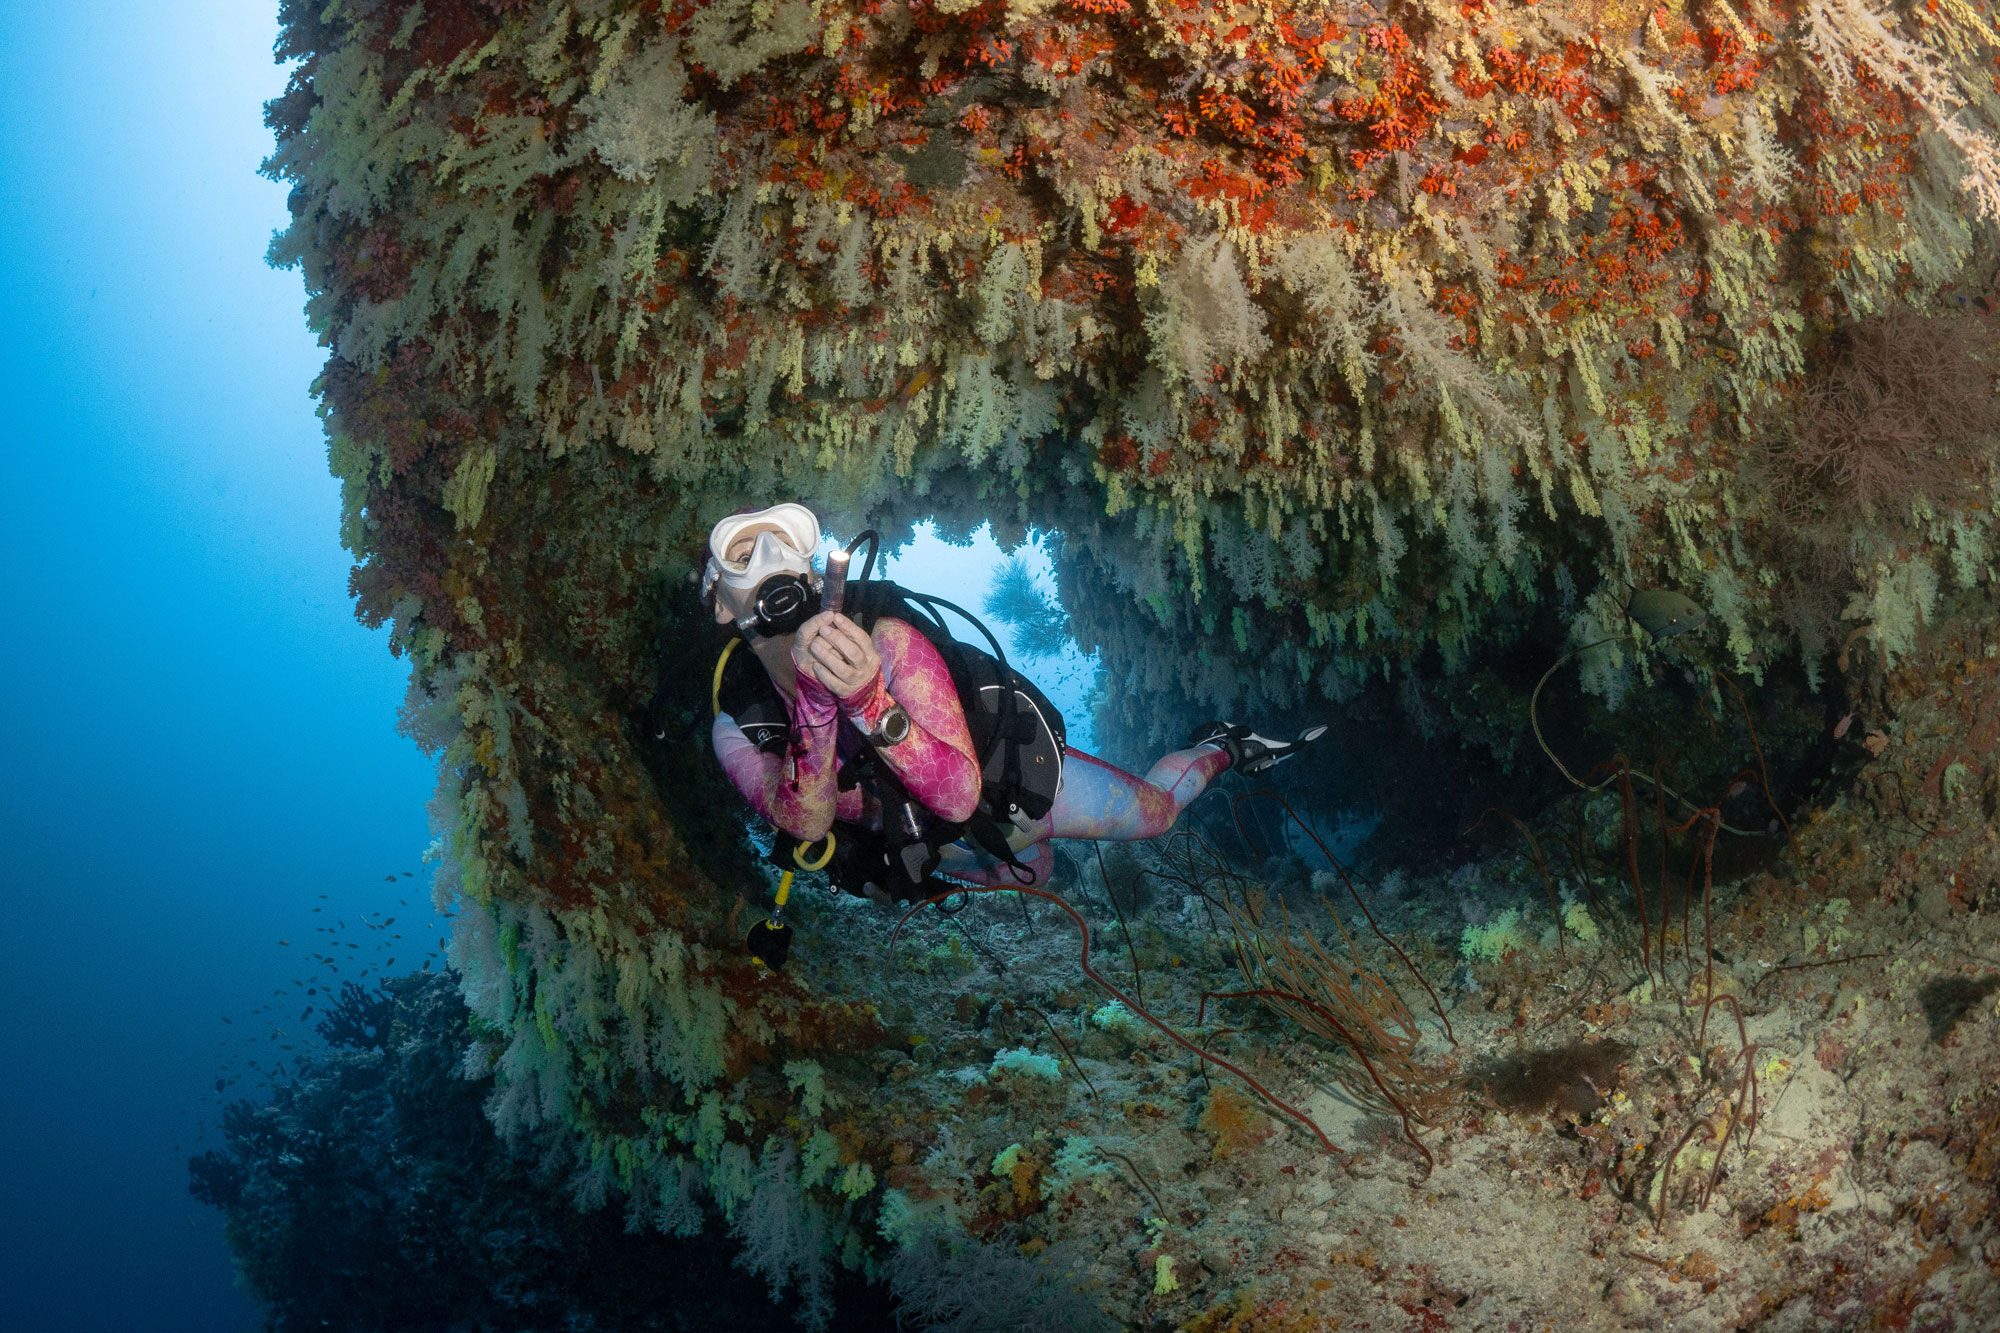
<box><xmin>1004</xmin><ymin>842</ymin><xmax>1054</xmax><ymax>887</ymax></box>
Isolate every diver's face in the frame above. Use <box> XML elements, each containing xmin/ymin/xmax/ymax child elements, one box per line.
<box><xmin>710</xmin><ymin>522</ymin><xmax>792</xmax><ymax>624</ymax></box>
<box><xmin>725</xmin><ymin>523</ymin><xmax>786</xmax><ymax>563</ymax></box>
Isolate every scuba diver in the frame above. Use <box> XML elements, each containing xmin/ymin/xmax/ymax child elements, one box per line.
<box><xmin>704</xmin><ymin>502</ymin><xmax>1327</xmax><ymax>909</ymax></box>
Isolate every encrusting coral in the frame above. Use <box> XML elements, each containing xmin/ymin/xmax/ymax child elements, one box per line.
<box><xmin>259</xmin><ymin>0</ymin><xmax>2000</xmax><ymax>1326</ymax></box>
<box><xmin>272</xmin><ymin>0</ymin><xmax>2000</xmax><ymax>741</ymax></box>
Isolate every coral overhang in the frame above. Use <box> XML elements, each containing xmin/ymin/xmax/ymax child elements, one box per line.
<box><xmin>278</xmin><ymin>0</ymin><xmax>2000</xmax><ymax>732</ymax></box>
<box><xmin>263</xmin><ymin>0</ymin><xmax>2000</xmax><ymax>1322</ymax></box>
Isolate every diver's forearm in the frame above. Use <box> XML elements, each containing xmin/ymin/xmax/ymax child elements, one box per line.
<box><xmin>836</xmin><ymin>621</ymin><xmax>981</xmax><ymax>822</ymax></box>
<box><xmin>767</xmin><ymin>672</ymin><xmax>840</xmax><ymax>837</ymax></box>
<box><xmin>840</xmin><ymin>677</ymin><xmax>981</xmax><ymax>822</ymax></box>
<box><xmin>711</xmin><ymin>682</ymin><xmax>841</xmax><ymax>841</ymax></box>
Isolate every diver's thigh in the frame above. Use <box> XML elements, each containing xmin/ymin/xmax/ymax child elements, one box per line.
<box><xmin>1046</xmin><ymin>749</ymin><xmax>1150</xmax><ymax>840</ymax></box>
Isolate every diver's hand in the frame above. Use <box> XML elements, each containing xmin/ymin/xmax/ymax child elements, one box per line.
<box><xmin>794</xmin><ymin>612</ymin><xmax>882</xmax><ymax>698</ymax></box>
<box><xmin>789</xmin><ymin>611</ymin><xmax>838</xmax><ymax>681</ymax></box>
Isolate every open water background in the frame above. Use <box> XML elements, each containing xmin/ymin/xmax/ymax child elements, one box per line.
<box><xmin>0</xmin><ymin>4</ymin><xmax>435</xmax><ymax>1328</ymax></box>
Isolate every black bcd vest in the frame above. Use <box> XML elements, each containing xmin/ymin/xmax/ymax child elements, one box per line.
<box><xmin>715</xmin><ymin>579</ymin><xmax>1067</xmax><ymax>902</ymax></box>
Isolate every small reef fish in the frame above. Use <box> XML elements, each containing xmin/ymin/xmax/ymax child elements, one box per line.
<box><xmin>1624</xmin><ymin>588</ymin><xmax>1707</xmax><ymax>639</ymax></box>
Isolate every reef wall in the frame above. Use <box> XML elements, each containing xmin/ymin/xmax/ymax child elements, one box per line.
<box><xmin>263</xmin><ymin>0</ymin><xmax>2000</xmax><ymax>1321</ymax></box>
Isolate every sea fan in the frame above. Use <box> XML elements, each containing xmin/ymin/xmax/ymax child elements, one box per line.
<box><xmin>1773</xmin><ymin>308</ymin><xmax>2000</xmax><ymax>527</ymax></box>
<box><xmin>983</xmin><ymin>555</ymin><xmax>1071</xmax><ymax>660</ymax></box>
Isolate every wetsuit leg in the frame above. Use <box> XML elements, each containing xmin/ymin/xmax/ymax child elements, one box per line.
<box><xmin>1047</xmin><ymin>743</ymin><xmax>1231</xmax><ymax>840</ymax></box>
<box><xmin>928</xmin><ymin>742</ymin><xmax>1230</xmax><ymax>886</ymax></box>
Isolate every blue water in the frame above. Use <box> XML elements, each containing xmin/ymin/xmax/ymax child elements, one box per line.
<box><xmin>0</xmin><ymin>5</ymin><xmax>439</xmax><ymax>1328</ymax></box>
<box><xmin>873</xmin><ymin>522</ymin><xmax>1101</xmax><ymax>756</ymax></box>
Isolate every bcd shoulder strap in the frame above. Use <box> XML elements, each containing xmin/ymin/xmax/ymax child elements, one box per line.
<box><xmin>714</xmin><ymin>637</ymin><xmax>792</xmax><ymax>754</ymax></box>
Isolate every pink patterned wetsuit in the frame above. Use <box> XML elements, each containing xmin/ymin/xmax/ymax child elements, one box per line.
<box><xmin>711</xmin><ymin>617</ymin><xmax>1230</xmax><ymax>883</ymax></box>
<box><xmin>712</xmin><ymin>618</ymin><xmax>982</xmax><ymax>845</ymax></box>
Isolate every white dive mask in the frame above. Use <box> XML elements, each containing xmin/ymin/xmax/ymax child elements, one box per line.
<box><xmin>702</xmin><ymin>502</ymin><xmax>821</xmax><ymax>601</ymax></box>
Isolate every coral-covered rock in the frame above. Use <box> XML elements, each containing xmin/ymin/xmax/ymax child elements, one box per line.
<box><xmin>189</xmin><ymin>973</ymin><xmax>898</xmax><ymax>1330</ymax></box>
<box><xmin>259</xmin><ymin>0</ymin><xmax>2000</xmax><ymax>1323</ymax></box>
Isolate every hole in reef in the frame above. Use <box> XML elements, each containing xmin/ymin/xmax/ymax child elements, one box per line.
<box><xmin>644</xmin><ymin>504</ymin><xmax>1857</xmax><ymax>926</ymax></box>
<box><xmin>848</xmin><ymin>519</ymin><xmax>1101</xmax><ymax>755</ymax></box>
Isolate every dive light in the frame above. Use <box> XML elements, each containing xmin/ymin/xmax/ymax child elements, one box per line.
<box><xmin>821</xmin><ymin>547</ymin><xmax>849</xmax><ymax>617</ymax></box>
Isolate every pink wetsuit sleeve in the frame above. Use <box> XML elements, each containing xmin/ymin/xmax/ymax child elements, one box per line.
<box><xmin>711</xmin><ymin>619</ymin><xmax>982</xmax><ymax>836</ymax></box>
<box><xmin>837</xmin><ymin>618</ymin><xmax>981</xmax><ymax>823</ymax></box>
<box><xmin>711</xmin><ymin>666</ymin><xmax>843</xmax><ymax>842</ymax></box>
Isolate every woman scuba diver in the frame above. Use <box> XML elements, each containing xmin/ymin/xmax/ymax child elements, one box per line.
<box><xmin>704</xmin><ymin>502</ymin><xmax>1327</xmax><ymax>905</ymax></box>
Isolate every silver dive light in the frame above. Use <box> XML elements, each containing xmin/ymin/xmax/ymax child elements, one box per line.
<box><xmin>821</xmin><ymin>547</ymin><xmax>849</xmax><ymax>618</ymax></box>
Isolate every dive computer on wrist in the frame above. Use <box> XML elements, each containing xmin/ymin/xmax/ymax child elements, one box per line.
<box><xmin>866</xmin><ymin>703</ymin><xmax>911</xmax><ymax>746</ymax></box>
